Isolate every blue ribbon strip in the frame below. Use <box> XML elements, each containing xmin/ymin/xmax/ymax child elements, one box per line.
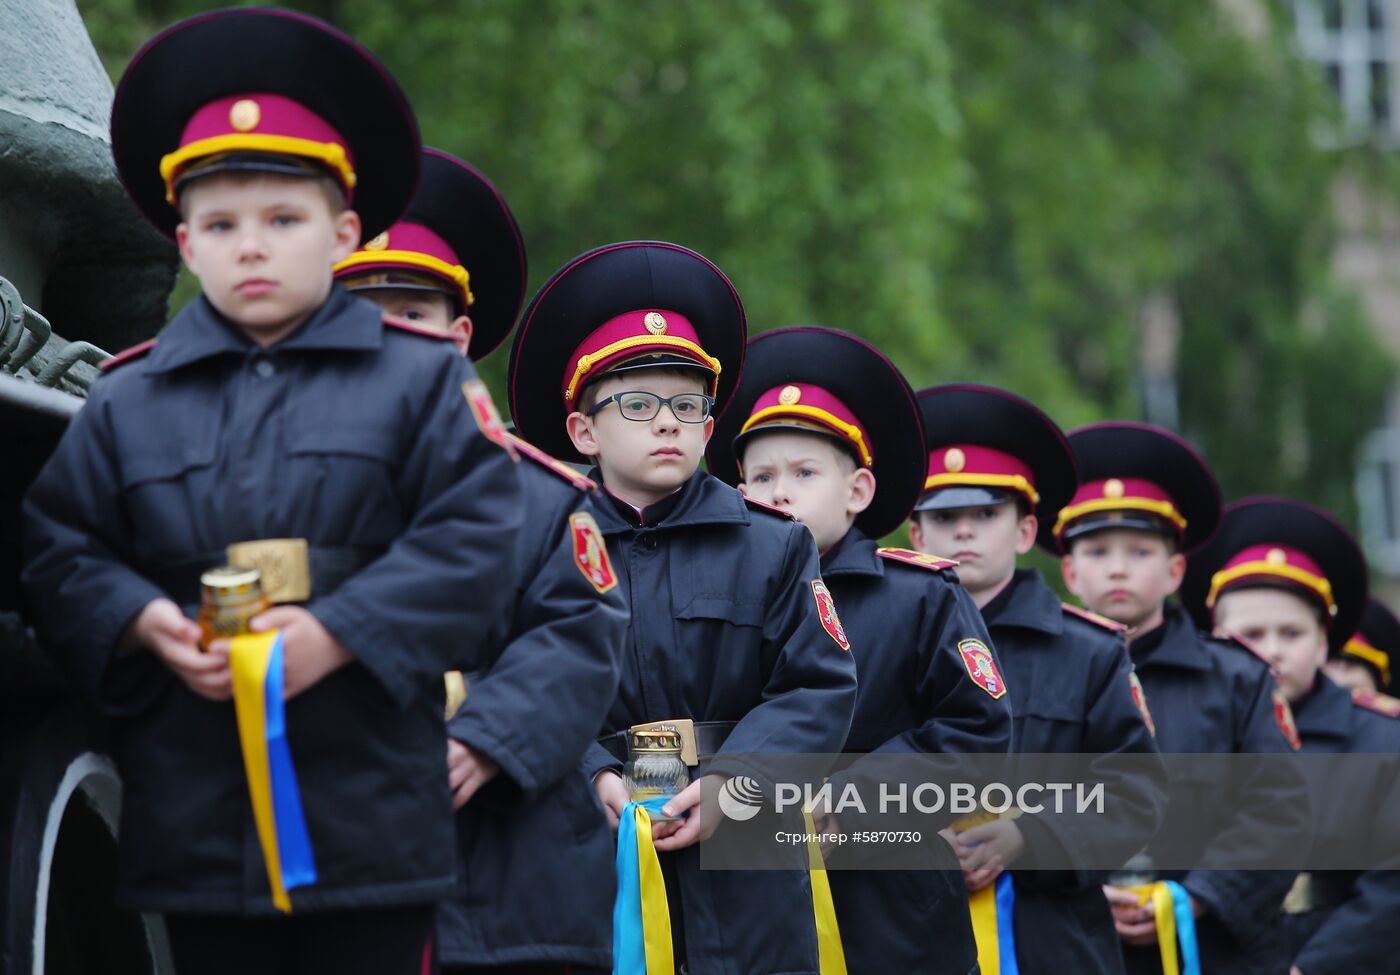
<box><xmin>1165</xmin><ymin>880</ymin><xmax>1200</xmax><ymax>975</ymax></box>
<box><xmin>263</xmin><ymin>634</ymin><xmax>317</xmax><ymax>891</ymax></box>
<box><xmin>994</xmin><ymin>872</ymin><xmax>1020</xmax><ymax>975</ymax></box>
<box><xmin>613</xmin><ymin>797</ymin><xmax>672</xmax><ymax>975</ymax></box>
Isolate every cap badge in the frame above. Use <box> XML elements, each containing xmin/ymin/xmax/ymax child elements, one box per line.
<box><xmin>944</xmin><ymin>447</ymin><xmax>967</xmax><ymax>473</ymax></box>
<box><xmin>644</xmin><ymin>312</ymin><xmax>668</xmax><ymax>335</ymax></box>
<box><xmin>779</xmin><ymin>385</ymin><xmax>802</xmax><ymax>406</ymax></box>
<box><xmin>229</xmin><ymin>99</ymin><xmax>261</xmax><ymax>133</ymax></box>
<box><xmin>1266</xmin><ymin>548</ymin><xmax>1288</xmax><ymax>565</ymax></box>
<box><xmin>364</xmin><ymin>232</ymin><xmax>389</xmax><ymax>251</ymax></box>
<box><xmin>1104</xmin><ymin>478</ymin><xmax>1126</xmax><ymax>499</ymax></box>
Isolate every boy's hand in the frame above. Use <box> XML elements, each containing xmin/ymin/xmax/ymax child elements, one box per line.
<box><xmin>250</xmin><ymin>605</ymin><xmax>353</xmax><ymax>699</ymax></box>
<box><xmin>133</xmin><ymin>598</ymin><xmax>230</xmax><ymax>700</ymax></box>
<box><xmin>1103</xmin><ymin>885</ymin><xmax>1158</xmax><ymax>945</ymax></box>
<box><xmin>652</xmin><ymin>775</ymin><xmax>725</xmax><ymax>851</ymax></box>
<box><xmin>595</xmin><ymin>769</ymin><xmax>630</xmax><ymax>831</ymax></box>
<box><xmin>949</xmin><ymin>819</ymin><xmax>1025</xmax><ymax>892</ymax></box>
<box><xmin>447</xmin><ymin>738</ymin><xmax>499</xmax><ymax>809</ymax></box>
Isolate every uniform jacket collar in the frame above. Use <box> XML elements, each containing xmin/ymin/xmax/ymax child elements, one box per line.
<box><xmin>1130</xmin><ymin>602</ymin><xmax>1214</xmax><ymax>673</ymax></box>
<box><xmin>593</xmin><ymin>468</ymin><xmax>754</xmax><ymax>534</ymax></box>
<box><xmin>820</xmin><ymin>528</ymin><xmax>882</xmax><ymax>578</ymax></box>
<box><xmin>1291</xmin><ymin>673</ymin><xmax>1352</xmax><ymax>743</ymax></box>
<box><xmin>145</xmin><ymin>286</ymin><xmax>382</xmax><ymax>375</ymax></box>
<box><xmin>982</xmin><ymin>568</ymin><xmax>1064</xmax><ymax>636</ymax></box>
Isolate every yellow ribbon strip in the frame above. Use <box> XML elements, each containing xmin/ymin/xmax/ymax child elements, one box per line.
<box><xmin>229</xmin><ymin>630</ymin><xmax>291</xmax><ymax>913</ymax></box>
<box><xmin>633</xmin><ymin>803</ymin><xmax>675</xmax><ymax>975</ymax></box>
<box><xmin>968</xmin><ymin>883</ymin><xmax>1001</xmax><ymax>974</ymax></box>
<box><xmin>802</xmin><ymin>810</ymin><xmax>849</xmax><ymax>975</ymax></box>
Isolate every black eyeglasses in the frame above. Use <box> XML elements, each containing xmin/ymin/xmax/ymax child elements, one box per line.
<box><xmin>586</xmin><ymin>391</ymin><xmax>715</xmax><ymax>423</ymax></box>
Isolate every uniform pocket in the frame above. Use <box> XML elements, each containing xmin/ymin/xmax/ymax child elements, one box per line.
<box><xmin>283</xmin><ymin>425</ymin><xmax>403</xmax><ymax>531</ymax></box>
<box><xmin>118</xmin><ymin>444</ymin><xmax>218</xmax><ymax>489</ymax></box>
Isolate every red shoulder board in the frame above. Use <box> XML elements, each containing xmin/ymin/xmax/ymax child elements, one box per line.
<box><xmin>1273</xmin><ymin>689</ymin><xmax>1302</xmax><ymax>750</ymax></box>
<box><xmin>1353</xmin><ymin>689</ymin><xmax>1400</xmax><ymax>718</ymax></box>
<box><xmin>505</xmin><ymin>433</ymin><xmax>596</xmax><ymax>491</ymax></box>
<box><xmin>1061</xmin><ymin>603</ymin><xmax>1127</xmax><ymax>633</ymax></box>
<box><xmin>460</xmin><ymin>378</ymin><xmax>517</xmax><ymax>458</ymax></box>
<box><xmin>876</xmin><ymin>547</ymin><xmax>959</xmax><ymax>572</ymax></box>
<box><xmin>1129</xmin><ymin>671</ymin><xmax>1156</xmax><ymax>736</ymax></box>
<box><xmin>743</xmin><ymin>496</ymin><xmax>794</xmax><ymax>519</ymax></box>
<box><xmin>383</xmin><ymin>314</ymin><xmax>454</xmax><ymax>340</ymax></box>
<box><xmin>99</xmin><ymin>338</ymin><xmax>157</xmax><ymax>371</ymax></box>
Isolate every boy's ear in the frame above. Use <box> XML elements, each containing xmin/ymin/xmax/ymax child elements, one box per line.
<box><xmin>448</xmin><ymin>315</ymin><xmax>473</xmax><ymax>358</ymax></box>
<box><xmin>1014</xmin><ymin>512</ymin><xmax>1039</xmax><ymax>556</ymax></box>
<box><xmin>699</xmin><ymin>415</ymin><xmax>715</xmax><ymax>448</ymax></box>
<box><xmin>176</xmin><ymin>223</ymin><xmax>196</xmax><ymax>273</ymax></box>
<box><xmin>566</xmin><ymin>411</ymin><xmax>601</xmax><ymax>457</ymax></box>
<box><xmin>1164</xmin><ymin>551</ymin><xmax>1187</xmax><ymax>596</ymax></box>
<box><xmin>908</xmin><ymin>516</ymin><xmax>926</xmax><ymax>552</ymax></box>
<box><xmin>1060</xmin><ymin>553</ymin><xmax>1081</xmax><ymax>598</ymax></box>
<box><xmin>332</xmin><ymin>211</ymin><xmax>363</xmax><ymax>263</ymax></box>
<box><xmin>847</xmin><ymin>467</ymin><xmax>876</xmax><ymax>517</ymax></box>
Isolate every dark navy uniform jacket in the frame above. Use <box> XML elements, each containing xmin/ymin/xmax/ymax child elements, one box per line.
<box><xmin>983</xmin><ymin>569</ymin><xmax>1167</xmax><ymax>975</ymax></box>
<box><xmin>579</xmin><ymin>469</ymin><xmax>859</xmax><ymax>975</ymax></box>
<box><xmin>1283</xmin><ymin>674</ymin><xmax>1400</xmax><ymax>975</ymax></box>
<box><xmin>438</xmin><ymin>439</ymin><xmax>626</xmax><ymax>970</ymax></box>
<box><xmin>819</xmin><ymin>528</ymin><xmax>1011</xmax><ymax>975</ymax></box>
<box><xmin>1123</xmin><ymin>603</ymin><xmax>1305</xmax><ymax>975</ymax></box>
<box><xmin>21</xmin><ymin>288</ymin><xmax>522</xmax><ymax>913</ymax></box>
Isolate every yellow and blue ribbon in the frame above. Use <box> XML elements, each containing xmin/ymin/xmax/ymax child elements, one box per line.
<box><xmin>1121</xmin><ymin>881</ymin><xmax>1199</xmax><ymax>975</ymax></box>
<box><xmin>611</xmin><ymin>800</ymin><xmax>847</xmax><ymax>975</ymax></box>
<box><xmin>969</xmin><ymin>872</ymin><xmax>1018</xmax><ymax>974</ymax></box>
<box><xmin>229</xmin><ymin>631</ymin><xmax>317</xmax><ymax>913</ymax></box>
<box><xmin>612</xmin><ymin>797</ymin><xmax>674</xmax><ymax>975</ymax></box>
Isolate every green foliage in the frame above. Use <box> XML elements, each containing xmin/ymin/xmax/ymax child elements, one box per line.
<box><xmin>79</xmin><ymin>0</ymin><xmax>1397</xmax><ymax>532</ymax></box>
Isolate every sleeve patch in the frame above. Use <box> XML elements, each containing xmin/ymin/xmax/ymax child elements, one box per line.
<box><xmin>570</xmin><ymin>512</ymin><xmax>617</xmax><ymax>594</ymax></box>
<box><xmin>957</xmin><ymin>638</ymin><xmax>1007</xmax><ymax>699</ymax></box>
<box><xmin>1061</xmin><ymin>603</ymin><xmax>1127</xmax><ymax>633</ymax></box>
<box><xmin>876</xmin><ymin>547</ymin><xmax>959</xmax><ymax>572</ymax></box>
<box><xmin>811</xmin><ymin>580</ymin><xmax>850</xmax><ymax>651</ymax></box>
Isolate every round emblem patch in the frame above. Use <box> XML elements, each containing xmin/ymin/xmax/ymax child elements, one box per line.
<box><xmin>644</xmin><ymin>311</ymin><xmax>668</xmax><ymax>335</ymax></box>
<box><xmin>229</xmin><ymin>98</ymin><xmax>261</xmax><ymax>132</ymax></box>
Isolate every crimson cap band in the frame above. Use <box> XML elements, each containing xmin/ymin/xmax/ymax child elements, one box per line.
<box><xmin>738</xmin><ymin>383</ymin><xmax>873</xmax><ymax>467</ymax></box>
<box><xmin>923</xmin><ymin>445</ymin><xmax>1040</xmax><ymax>507</ymax></box>
<box><xmin>1180</xmin><ymin>496</ymin><xmax>1367</xmax><ymax>652</ymax></box>
<box><xmin>333</xmin><ymin>148</ymin><xmax>527</xmax><ymax>360</ymax></box>
<box><xmin>111</xmin><ymin>7</ymin><xmax>419</xmax><ymax>240</ymax></box>
<box><xmin>705</xmin><ymin>326</ymin><xmax>927</xmax><ymax>541</ymax></box>
<box><xmin>1057</xmin><ymin>421</ymin><xmax>1221</xmax><ymax>554</ymax></box>
<box><xmin>914</xmin><ymin>384</ymin><xmax>1078</xmax><ymax>524</ymax></box>
<box><xmin>1207</xmin><ymin>544</ymin><xmax>1336</xmax><ymax>616</ymax></box>
<box><xmin>507</xmin><ymin>241</ymin><xmax>745</xmax><ymax>460</ymax></box>
<box><xmin>1341</xmin><ymin>597</ymin><xmax>1400</xmax><ymax>691</ymax></box>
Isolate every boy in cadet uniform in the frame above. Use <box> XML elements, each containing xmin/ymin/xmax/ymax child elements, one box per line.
<box><xmin>334</xmin><ymin>148</ymin><xmax>626</xmax><ymax>975</ymax></box>
<box><xmin>1181</xmin><ymin>497</ymin><xmax>1400</xmax><ymax>975</ymax></box>
<box><xmin>1055</xmin><ymin>424</ymin><xmax>1308</xmax><ymax>975</ymax></box>
<box><xmin>1326</xmin><ymin>596</ymin><xmax>1400</xmax><ymax>709</ymax></box>
<box><xmin>507</xmin><ymin>242</ymin><xmax>859</xmax><ymax>975</ymax></box>
<box><xmin>706</xmin><ymin>326</ymin><xmax>1013</xmax><ymax>975</ymax></box>
<box><xmin>910</xmin><ymin>385</ymin><xmax>1166</xmax><ymax>975</ymax></box>
<box><xmin>21</xmin><ymin>11</ymin><xmax>523</xmax><ymax>974</ymax></box>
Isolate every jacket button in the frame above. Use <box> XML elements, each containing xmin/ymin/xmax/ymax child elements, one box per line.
<box><xmin>255</xmin><ymin>359</ymin><xmax>275</xmax><ymax>378</ymax></box>
<box><xmin>639</xmin><ymin>534</ymin><xmax>658</xmax><ymax>552</ymax></box>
